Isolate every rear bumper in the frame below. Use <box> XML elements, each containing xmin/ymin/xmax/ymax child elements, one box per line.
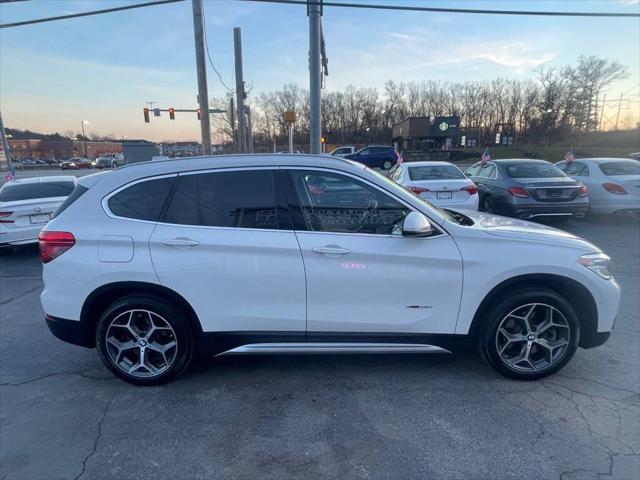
<box><xmin>45</xmin><ymin>314</ymin><xmax>93</xmax><ymax>348</ymax></box>
<box><xmin>510</xmin><ymin>204</ymin><xmax>590</xmax><ymax>219</ymax></box>
<box><xmin>0</xmin><ymin>225</ymin><xmax>41</xmax><ymax>246</ymax></box>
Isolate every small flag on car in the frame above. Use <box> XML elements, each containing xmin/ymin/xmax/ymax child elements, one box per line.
<box><xmin>397</xmin><ymin>150</ymin><xmax>404</xmax><ymax>165</ymax></box>
<box><xmin>480</xmin><ymin>147</ymin><xmax>490</xmax><ymax>166</ymax></box>
<box><xmin>4</xmin><ymin>169</ymin><xmax>14</xmax><ymax>182</ymax></box>
<box><xmin>565</xmin><ymin>147</ymin><xmax>575</xmax><ymax>164</ymax></box>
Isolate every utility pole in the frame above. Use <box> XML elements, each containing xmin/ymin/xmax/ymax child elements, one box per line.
<box><xmin>615</xmin><ymin>93</ymin><xmax>623</xmax><ymax>131</ymax></box>
<box><xmin>229</xmin><ymin>97</ymin><xmax>236</xmax><ymax>151</ymax></box>
<box><xmin>308</xmin><ymin>0</ymin><xmax>322</xmax><ymax>154</ymax></box>
<box><xmin>246</xmin><ymin>105</ymin><xmax>254</xmax><ymax>153</ymax></box>
<box><xmin>80</xmin><ymin>120</ymin><xmax>89</xmax><ymax>158</ymax></box>
<box><xmin>191</xmin><ymin>0</ymin><xmax>212</xmax><ymax>155</ymax></box>
<box><xmin>0</xmin><ymin>110</ymin><xmax>12</xmax><ymax>170</ymax></box>
<box><xmin>234</xmin><ymin>27</ymin><xmax>247</xmax><ymax>154</ymax></box>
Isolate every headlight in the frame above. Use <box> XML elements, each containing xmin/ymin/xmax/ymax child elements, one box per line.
<box><xmin>579</xmin><ymin>253</ymin><xmax>613</xmax><ymax>280</ymax></box>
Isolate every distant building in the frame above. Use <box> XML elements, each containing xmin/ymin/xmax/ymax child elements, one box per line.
<box><xmin>159</xmin><ymin>142</ymin><xmax>202</xmax><ymax>157</ymax></box>
<box><xmin>393</xmin><ymin>116</ymin><xmax>461</xmax><ymax>151</ymax></box>
<box><xmin>8</xmin><ymin>138</ymin><xmax>122</xmax><ymax>160</ymax></box>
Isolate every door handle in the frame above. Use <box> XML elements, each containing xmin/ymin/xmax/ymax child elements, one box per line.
<box><xmin>162</xmin><ymin>238</ymin><xmax>200</xmax><ymax>247</ymax></box>
<box><xmin>312</xmin><ymin>245</ymin><xmax>352</xmax><ymax>256</ymax></box>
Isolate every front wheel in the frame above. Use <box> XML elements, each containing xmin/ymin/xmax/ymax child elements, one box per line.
<box><xmin>478</xmin><ymin>288</ymin><xmax>580</xmax><ymax>380</ymax></box>
<box><xmin>382</xmin><ymin>160</ymin><xmax>393</xmax><ymax>170</ymax></box>
<box><xmin>95</xmin><ymin>295</ymin><xmax>195</xmax><ymax>385</ymax></box>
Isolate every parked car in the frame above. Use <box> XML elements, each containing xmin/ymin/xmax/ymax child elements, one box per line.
<box><xmin>629</xmin><ymin>152</ymin><xmax>640</xmax><ymax>161</ymax></box>
<box><xmin>34</xmin><ymin>159</ymin><xmax>48</xmax><ymax>165</ymax></box>
<box><xmin>556</xmin><ymin>158</ymin><xmax>640</xmax><ymax>216</ymax></box>
<box><xmin>344</xmin><ymin>145</ymin><xmax>399</xmax><ymax>170</ymax></box>
<box><xmin>388</xmin><ymin>161</ymin><xmax>478</xmax><ymax>211</ymax></box>
<box><xmin>330</xmin><ymin>146</ymin><xmax>356</xmax><ymax>157</ymax></box>
<box><xmin>21</xmin><ymin>159</ymin><xmax>36</xmax><ymax>166</ymax></box>
<box><xmin>0</xmin><ymin>176</ymin><xmax>77</xmax><ymax>246</ymax></box>
<box><xmin>96</xmin><ymin>153</ymin><xmax>124</xmax><ymax>169</ymax></box>
<box><xmin>464</xmin><ymin>159</ymin><xmax>589</xmax><ymax>220</ymax></box>
<box><xmin>61</xmin><ymin>157</ymin><xmax>92</xmax><ymax>170</ymax></box>
<box><xmin>40</xmin><ymin>154</ymin><xmax>619</xmax><ymax>385</ymax></box>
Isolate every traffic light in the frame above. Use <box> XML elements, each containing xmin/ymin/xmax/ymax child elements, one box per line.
<box><xmin>143</xmin><ymin>107</ymin><xmax>150</xmax><ymax>123</ymax></box>
<box><xmin>197</xmin><ymin>108</ymin><xmax>201</xmax><ymax>120</ymax></box>
<box><xmin>169</xmin><ymin>108</ymin><xmax>175</xmax><ymax>120</ymax></box>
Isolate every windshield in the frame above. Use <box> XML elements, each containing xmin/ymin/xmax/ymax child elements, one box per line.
<box><xmin>506</xmin><ymin>163</ymin><xmax>566</xmax><ymax>178</ymax></box>
<box><xmin>0</xmin><ymin>182</ymin><xmax>75</xmax><ymax>202</ymax></box>
<box><xmin>599</xmin><ymin>161</ymin><xmax>640</xmax><ymax>176</ymax></box>
<box><xmin>409</xmin><ymin>165</ymin><xmax>465</xmax><ymax>181</ymax></box>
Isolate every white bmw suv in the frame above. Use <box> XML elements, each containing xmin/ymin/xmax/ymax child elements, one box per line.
<box><xmin>40</xmin><ymin>155</ymin><xmax>620</xmax><ymax>385</ymax></box>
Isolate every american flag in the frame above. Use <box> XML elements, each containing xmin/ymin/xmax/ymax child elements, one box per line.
<box><xmin>565</xmin><ymin>147</ymin><xmax>575</xmax><ymax>164</ymax></box>
<box><xmin>4</xmin><ymin>170</ymin><xmax>14</xmax><ymax>182</ymax></box>
<box><xmin>396</xmin><ymin>150</ymin><xmax>404</xmax><ymax>165</ymax></box>
<box><xmin>480</xmin><ymin>147</ymin><xmax>490</xmax><ymax>166</ymax></box>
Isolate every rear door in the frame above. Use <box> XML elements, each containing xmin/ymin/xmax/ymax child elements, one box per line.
<box><xmin>149</xmin><ymin>168</ymin><xmax>306</xmax><ymax>333</ymax></box>
<box><xmin>283</xmin><ymin>168</ymin><xmax>463</xmax><ymax>334</ymax></box>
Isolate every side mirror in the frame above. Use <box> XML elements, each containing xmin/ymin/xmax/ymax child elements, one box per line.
<box><xmin>402</xmin><ymin>211</ymin><xmax>434</xmax><ymax>237</ymax></box>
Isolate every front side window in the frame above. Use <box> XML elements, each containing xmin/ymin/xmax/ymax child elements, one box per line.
<box><xmin>562</xmin><ymin>162</ymin><xmax>589</xmax><ymax>177</ymax></box>
<box><xmin>465</xmin><ymin>164</ymin><xmax>480</xmax><ymax>177</ymax></box>
<box><xmin>0</xmin><ymin>181</ymin><xmax>75</xmax><ymax>202</ymax></box>
<box><xmin>164</xmin><ymin>169</ymin><xmax>282</xmax><ymax>230</ymax></box>
<box><xmin>107</xmin><ymin>176</ymin><xmax>175</xmax><ymax>221</ymax></box>
<box><xmin>286</xmin><ymin>170</ymin><xmax>409</xmax><ymax>235</ymax></box>
<box><xmin>479</xmin><ymin>164</ymin><xmax>496</xmax><ymax>179</ymax></box>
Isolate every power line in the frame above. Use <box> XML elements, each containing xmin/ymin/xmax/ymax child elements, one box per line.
<box><xmin>238</xmin><ymin>0</ymin><xmax>640</xmax><ymax>17</ymax></box>
<box><xmin>201</xmin><ymin>0</ymin><xmax>235</xmax><ymax>93</ymax></box>
<box><xmin>0</xmin><ymin>0</ymin><xmax>185</xmax><ymax>29</ymax></box>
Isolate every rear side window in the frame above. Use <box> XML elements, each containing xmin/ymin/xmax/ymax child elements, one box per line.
<box><xmin>0</xmin><ymin>181</ymin><xmax>75</xmax><ymax>202</ymax></box>
<box><xmin>163</xmin><ymin>170</ymin><xmax>281</xmax><ymax>230</ymax></box>
<box><xmin>108</xmin><ymin>177</ymin><xmax>175</xmax><ymax>221</ymax></box>
<box><xmin>599</xmin><ymin>161</ymin><xmax>640</xmax><ymax>176</ymax></box>
<box><xmin>53</xmin><ymin>185</ymin><xmax>88</xmax><ymax>218</ymax></box>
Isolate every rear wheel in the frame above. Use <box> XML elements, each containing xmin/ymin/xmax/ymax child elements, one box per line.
<box><xmin>95</xmin><ymin>295</ymin><xmax>195</xmax><ymax>385</ymax></box>
<box><xmin>480</xmin><ymin>195</ymin><xmax>494</xmax><ymax>213</ymax></box>
<box><xmin>382</xmin><ymin>159</ymin><xmax>393</xmax><ymax>170</ymax></box>
<box><xmin>478</xmin><ymin>288</ymin><xmax>580</xmax><ymax>380</ymax></box>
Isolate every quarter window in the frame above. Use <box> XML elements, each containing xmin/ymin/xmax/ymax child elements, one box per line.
<box><xmin>286</xmin><ymin>170</ymin><xmax>409</xmax><ymax>235</ymax></box>
<box><xmin>107</xmin><ymin>177</ymin><xmax>175</xmax><ymax>221</ymax></box>
<box><xmin>163</xmin><ymin>170</ymin><xmax>282</xmax><ymax>230</ymax></box>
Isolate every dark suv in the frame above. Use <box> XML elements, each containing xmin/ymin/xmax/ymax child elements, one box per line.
<box><xmin>464</xmin><ymin>159</ymin><xmax>589</xmax><ymax>220</ymax></box>
<box><xmin>344</xmin><ymin>146</ymin><xmax>399</xmax><ymax>170</ymax></box>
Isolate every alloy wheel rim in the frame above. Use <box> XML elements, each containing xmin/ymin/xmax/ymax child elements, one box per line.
<box><xmin>495</xmin><ymin>303</ymin><xmax>570</xmax><ymax>373</ymax></box>
<box><xmin>105</xmin><ymin>309</ymin><xmax>178</xmax><ymax>378</ymax></box>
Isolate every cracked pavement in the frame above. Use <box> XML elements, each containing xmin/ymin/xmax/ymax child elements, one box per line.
<box><xmin>0</xmin><ymin>216</ymin><xmax>638</xmax><ymax>480</ymax></box>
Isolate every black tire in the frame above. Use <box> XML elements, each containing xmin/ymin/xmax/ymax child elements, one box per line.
<box><xmin>382</xmin><ymin>159</ymin><xmax>393</xmax><ymax>170</ymax></box>
<box><xmin>480</xmin><ymin>195</ymin><xmax>494</xmax><ymax>214</ymax></box>
<box><xmin>95</xmin><ymin>295</ymin><xmax>195</xmax><ymax>386</ymax></box>
<box><xmin>478</xmin><ymin>288</ymin><xmax>580</xmax><ymax>380</ymax></box>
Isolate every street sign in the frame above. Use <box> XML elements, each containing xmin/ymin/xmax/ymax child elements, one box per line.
<box><xmin>495</xmin><ymin>133</ymin><xmax>501</xmax><ymax>144</ymax></box>
<box><xmin>461</xmin><ymin>135</ymin><xmax>466</xmax><ymax>147</ymax></box>
<box><xmin>154</xmin><ymin>108</ymin><xmax>161</xmax><ymax>117</ymax></box>
<box><xmin>284</xmin><ymin>111</ymin><xmax>296</xmax><ymax>124</ymax></box>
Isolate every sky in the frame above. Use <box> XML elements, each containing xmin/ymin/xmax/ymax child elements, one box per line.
<box><xmin>1</xmin><ymin>0</ymin><xmax>639</xmax><ymax>142</ymax></box>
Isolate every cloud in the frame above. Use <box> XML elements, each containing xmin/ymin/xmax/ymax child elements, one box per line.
<box><xmin>617</xmin><ymin>0</ymin><xmax>639</xmax><ymax>5</ymax></box>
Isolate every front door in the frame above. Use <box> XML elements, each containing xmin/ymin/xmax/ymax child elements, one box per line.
<box><xmin>283</xmin><ymin>168</ymin><xmax>463</xmax><ymax>334</ymax></box>
<box><xmin>149</xmin><ymin>168</ymin><xmax>306</xmax><ymax>333</ymax></box>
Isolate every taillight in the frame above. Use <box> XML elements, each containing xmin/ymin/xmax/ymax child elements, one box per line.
<box><xmin>602</xmin><ymin>183</ymin><xmax>627</xmax><ymax>195</ymax></box>
<box><xmin>0</xmin><ymin>211</ymin><xmax>14</xmax><ymax>223</ymax></box>
<box><xmin>579</xmin><ymin>185</ymin><xmax>588</xmax><ymax>197</ymax></box>
<box><xmin>38</xmin><ymin>231</ymin><xmax>75</xmax><ymax>263</ymax></box>
<box><xmin>507</xmin><ymin>186</ymin><xmax>530</xmax><ymax>198</ymax></box>
<box><xmin>408</xmin><ymin>186</ymin><xmax>430</xmax><ymax>195</ymax></box>
<box><xmin>461</xmin><ymin>185</ymin><xmax>478</xmax><ymax>195</ymax></box>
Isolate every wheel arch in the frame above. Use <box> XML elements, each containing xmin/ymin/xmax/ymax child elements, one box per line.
<box><xmin>468</xmin><ymin>273</ymin><xmax>598</xmax><ymax>348</ymax></box>
<box><xmin>80</xmin><ymin>281</ymin><xmax>203</xmax><ymax>348</ymax></box>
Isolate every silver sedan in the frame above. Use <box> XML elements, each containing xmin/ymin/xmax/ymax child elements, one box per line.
<box><xmin>556</xmin><ymin>158</ymin><xmax>640</xmax><ymax>216</ymax></box>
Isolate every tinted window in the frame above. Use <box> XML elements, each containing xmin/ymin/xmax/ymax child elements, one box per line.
<box><xmin>506</xmin><ymin>163</ymin><xmax>566</xmax><ymax>178</ymax></box>
<box><xmin>599</xmin><ymin>161</ymin><xmax>640</xmax><ymax>176</ymax></box>
<box><xmin>479</xmin><ymin>164</ymin><xmax>496</xmax><ymax>179</ymax></box>
<box><xmin>53</xmin><ymin>185</ymin><xmax>89</xmax><ymax>218</ymax></box>
<box><xmin>0</xmin><ymin>181</ymin><xmax>75</xmax><ymax>202</ymax></box>
<box><xmin>409</xmin><ymin>165</ymin><xmax>465</xmax><ymax>181</ymax></box>
<box><xmin>465</xmin><ymin>164</ymin><xmax>480</xmax><ymax>176</ymax></box>
<box><xmin>562</xmin><ymin>162</ymin><xmax>589</xmax><ymax>177</ymax></box>
<box><xmin>108</xmin><ymin>177</ymin><xmax>175</xmax><ymax>221</ymax></box>
<box><xmin>164</xmin><ymin>170</ymin><xmax>281</xmax><ymax>229</ymax></box>
<box><xmin>287</xmin><ymin>170</ymin><xmax>409</xmax><ymax>235</ymax></box>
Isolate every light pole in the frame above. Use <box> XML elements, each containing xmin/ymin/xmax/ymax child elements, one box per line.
<box><xmin>81</xmin><ymin>120</ymin><xmax>89</xmax><ymax>158</ymax></box>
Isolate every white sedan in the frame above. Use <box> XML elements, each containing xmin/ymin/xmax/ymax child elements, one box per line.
<box><xmin>556</xmin><ymin>158</ymin><xmax>640</xmax><ymax>215</ymax></box>
<box><xmin>388</xmin><ymin>161</ymin><xmax>479</xmax><ymax>211</ymax></box>
<box><xmin>0</xmin><ymin>176</ymin><xmax>77</xmax><ymax>246</ymax></box>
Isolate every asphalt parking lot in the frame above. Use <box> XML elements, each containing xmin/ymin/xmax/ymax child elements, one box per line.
<box><xmin>1</xmin><ymin>215</ymin><xmax>639</xmax><ymax>480</ymax></box>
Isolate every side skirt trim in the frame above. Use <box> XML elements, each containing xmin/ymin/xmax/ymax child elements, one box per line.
<box><xmin>217</xmin><ymin>342</ymin><xmax>451</xmax><ymax>356</ymax></box>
